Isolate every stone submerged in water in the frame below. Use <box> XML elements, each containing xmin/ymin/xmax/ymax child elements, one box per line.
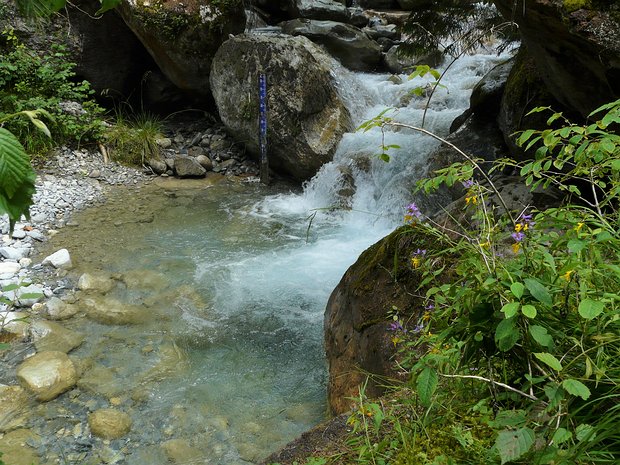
<box><xmin>16</xmin><ymin>351</ymin><xmax>78</xmax><ymax>401</ymax></box>
<box><xmin>0</xmin><ymin>385</ymin><xmax>32</xmax><ymax>432</ymax></box>
<box><xmin>0</xmin><ymin>428</ymin><xmax>40</xmax><ymax>465</ymax></box>
<box><xmin>81</xmin><ymin>296</ymin><xmax>148</xmax><ymax>325</ymax></box>
<box><xmin>30</xmin><ymin>320</ymin><xmax>85</xmax><ymax>354</ymax></box>
<box><xmin>88</xmin><ymin>408</ymin><xmax>132</xmax><ymax>439</ymax></box>
<box><xmin>77</xmin><ymin>272</ymin><xmax>116</xmax><ymax>293</ymax></box>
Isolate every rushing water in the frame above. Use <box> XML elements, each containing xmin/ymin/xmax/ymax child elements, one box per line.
<box><xmin>35</xmin><ymin>50</ymin><xmax>509</xmax><ymax>464</ymax></box>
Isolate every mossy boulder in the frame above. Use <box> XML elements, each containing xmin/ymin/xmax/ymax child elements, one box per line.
<box><xmin>118</xmin><ymin>0</ymin><xmax>246</xmax><ymax>97</ymax></box>
<box><xmin>210</xmin><ymin>34</ymin><xmax>353</xmax><ymax>181</ymax></box>
<box><xmin>493</xmin><ymin>0</ymin><xmax>620</xmax><ymax>117</ymax></box>
<box><xmin>324</xmin><ymin>225</ymin><xmax>444</xmax><ymax>414</ymax></box>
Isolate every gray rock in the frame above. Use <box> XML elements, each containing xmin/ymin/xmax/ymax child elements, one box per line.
<box><xmin>384</xmin><ymin>45</ymin><xmax>442</xmax><ymax>74</ymax></box>
<box><xmin>210</xmin><ymin>34</ymin><xmax>352</xmax><ymax>181</ymax></box>
<box><xmin>174</xmin><ymin>157</ymin><xmax>207</xmax><ymax>178</ymax></box>
<box><xmin>347</xmin><ymin>7</ymin><xmax>368</xmax><ymax>28</ymax></box>
<box><xmin>195</xmin><ymin>155</ymin><xmax>213</xmax><ymax>171</ymax></box>
<box><xmin>293</xmin><ymin>0</ymin><xmax>349</xmax><ymax>22</ymax></box>
<box><xmin>26</xmin><ymin>231</ymin><xmax>46</xmax><ymax>242</ymax></box>
<box><xmin>42</xmin><ymin>249</ymin><xmax>72</xmax><ymax>270</ymax></box>
<box><xmin>0</xmin><ymin>247</ymin><xmax>27</xmax><ymax>260</ymax></box>
<box><xmin>45</xmin><ymin>297</ymin><xmax>79</xmax><ymax>321</ymax></box>
<box><xmin>11</xmin><ymin>230</ymin><xmax>26</xmax><ymax>240</ymax></box>
<box><xmin>187</xmin><ymin>146</ymin><xmax>205</xmax><ymax>157</ymax></box>
<box><xmin>362</xmin><ymin>24</ymin><xmax>399</xmax><ymax>41</ymax></box>
<box><xmin>16</xmin><ymin>284</ymin><xmax>44</xmax><ymax>308</ymax></box>
<box><xmin>155</xmin><ymin>137</ymin><xmax>172</xmax><ymax>149</ymax></box>
<box><xmin>147</xmin><ymin>158</ymin><xmax>168</xmax><ymax>175</ymax></box>
<box><xmin>281</xmin><ymin>19</ymin><xmax>382</xmax><ymax>71</ymax></box>
<box><xmin>0</xmin><ymin>262</ymin><xmax>20</xmax><ymax>277</ymax></box>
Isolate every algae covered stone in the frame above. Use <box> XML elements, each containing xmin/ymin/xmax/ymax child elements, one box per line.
<box><xmin>88</xmin><ymin>408</ymin><xmax>132</xmax><ymax>439</ymax></box>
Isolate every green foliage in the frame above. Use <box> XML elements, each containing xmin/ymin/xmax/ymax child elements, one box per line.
<box><xmin>105</xmin><ymin>111</ymin><xmax>164</xmax><ymax>166</ymax></box>
<box><xmin>306</xmin><ymin>100</ymin><xmax>620</xmax><ymax>464</ymax></box>
<box><xmin>14</xmin><ymin>0</ymin><xmax>120</xmax><ymax>17</ymax></box>
<box><xmin>0</xmin><ymin>28</ymin><xmax>105</xmax><ymax>157</ymax></box>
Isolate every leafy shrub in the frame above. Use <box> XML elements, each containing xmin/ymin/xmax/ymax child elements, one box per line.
<box><xmin>0</xmin><ymin>28</ymin><xmax>105</xmax><ymax>157</ymax></box>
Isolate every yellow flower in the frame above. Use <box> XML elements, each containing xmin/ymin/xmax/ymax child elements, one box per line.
<box><xmin>411</xmin><ymin>257</ymin><xmax>421</xmax><ymax>268</ymax></box>
<box><xmin>391</xmin><ymin>335</ymin><xmax>402</xmax><ymax>347</ymax></box>
<box><xmin>514</xmin><ymin>223</ymin><xmax>523</xmax><ymax>232</ymax></box>
<box><xmin>465</xmin><ymin>195</ymin><xmax>478</xmax><ymax>205</ymax></box>
<box><xmin>512</xmin><ymin>242</ymin><xmax>521</xmax><ymax>254</ymax></box>
<box><xmin>479</xmin><ymin>241</ymin><xmax>491</xmax><ymax>248</ymax></box>
<box><xmin>575</xmin><ymin>222</ymin><xmax>584</xmax><ymax>232</ymax></box>
<box><xmin>422</xmin><ymin>312</ymin><xmax>431</xmax><ymax>322</ymax></box>
<box><xmin>563</xmin><ymin>270</ymin><xmax>575</xmax><ymax>281</ymax></box>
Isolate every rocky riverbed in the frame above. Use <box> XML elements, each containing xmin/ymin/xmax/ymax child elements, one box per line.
<box><xmin>0</xmin><ymin>119</ymin><xmax>269</xmax><ymax>465</ymax></box>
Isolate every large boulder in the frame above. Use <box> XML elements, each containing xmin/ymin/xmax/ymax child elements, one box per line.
<box><xmin>493</xmin><ymin>0</ymin><xmax>620</xmax><ymax>117</ymax></box>
<box><xmin>210</xmin><ymin>34</ymin><xmax>353</xmax><ymax>181</ymax></box>
<box><xmin>292</xmin><ymin>0</ymin><xmax>349</xmax><ymax>22</ymax></box>
<box><xmin>117</xmin><ymin>0</ymin><xmax>246</xmax><ymax>97</ymax></box>
<box><xmin>325</xmin><ymin>227</ymin><xmax>430</xmax><ymax>414</ymax></box>
<box><xmin>281</xmin><ymin>19</ymin><xmax>382</xmax><ymax>71</ymax></box>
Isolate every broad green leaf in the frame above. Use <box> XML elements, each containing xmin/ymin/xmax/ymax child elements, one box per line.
<box><xmin>501</xmin><ymin>302</ymin><xmax>520</xmax><ymax>318</ymax></box>
<box><xmin>416</xmin><ymin>367</ymin><xmax>438</xmax><ymax>407</ymax></box>
<box><xmin>562</xmin><ymin>379</ymin><xmax>591</xmax><ymax>400</ymax></box>
<box><xmin>524</xmin><ymin>278</ymin><xmax>552</xmax><ymax>306</ymax></box>
<box><xmin>521</xmin><ymin>304</ymin><xmax>537</xmax><ymax>319</ymax></box>
<box><xmin>552</xmin><ymin>428</ymin><xmax>572</xmax><ymax>445</ymax></box>
<box><xmin>379</xmin><ymin>153</ymin><xmax>390</xmax><ymax>162</ymax></box>
<box><xmin>510</xmin><ymin>282</ymin><xmax>525</xmax><ymax>299</ymax></box>
<box><xmin>495</xmin><ymin>318</ymin><xmax>519</xmax><ymax>352</ymax></box>
<box><xmin>495</xmin><ymin>427</ymin><xmax>535</xmax><ymax>464</ymax></box>
<box><xmin>487</xmin><ymin>410</ymin><xmax>527</xmax><ymax>428</ymax></box>
<box><xmin>576</xmin><ymin>424</ymin><xmax>596</xmax><ymax>442</ymax></box>
<box><xmin>529</xmin><ymin>325</ymin><xmax>553</xmax><ymax>348</ymax></box>
<box><xmin>567</xmin><ymin>239</ymin><xmax>586</xmax><ymax>253</ymax></box>
<box><xmin>578</xmin><ymin>299</ymin><xmax>605</xmax><ymax>320</ymax></box>
<box><xmin>0</xmin><ymin>128</ymin><xmax>34</xmax><ymax>198</ymax></box>
<box><xmin>534</xmin><ymin>352</ymin><xmax>563</xmax><ymax>371</ymax></box>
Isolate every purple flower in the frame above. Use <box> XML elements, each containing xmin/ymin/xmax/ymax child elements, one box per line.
<box><xmin>413</xmin><ymin>249</ymin><xmax>427</xmax><ymax>256</ymax></box>
<box><xmin>388</xmin><ymin>321</ymin><xmax>404</xmax><ymax>332</ymax></box>
<box><xmin>412</xmin><ymin>323</ymin><xmax>424</xmax><ymax>333</ymax></box>
<box><xmin>462</xmin><ymin>179</ymin><xmax>474</xmax><ymax>188</ymax></box>
<box><xmin>512</xmin><ymin>231</ymin><xmax>525</xmax><ymax>242</ymax></box>
<box><xmin>406</xmin><ymin>202</ymin><xmax>422</xmax><ymax>218</ymax></box>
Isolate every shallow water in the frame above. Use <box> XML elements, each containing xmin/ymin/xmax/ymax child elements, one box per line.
<box><xmin>31</xmin><ymin>48</ymin><xmax>511</xmax><ymax>464</ymax></box>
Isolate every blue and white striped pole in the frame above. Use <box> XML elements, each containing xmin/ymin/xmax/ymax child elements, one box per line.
<box><xmin>258</xmin><ymin>73</ymin><xmax>269</xmax><ymax>184</ymax></box>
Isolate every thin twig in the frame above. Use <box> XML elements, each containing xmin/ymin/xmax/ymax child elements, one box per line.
<box><xmin>439</xmin><ymin>373</ymin><xmax>540</xmax><ymax>402</ymax></box>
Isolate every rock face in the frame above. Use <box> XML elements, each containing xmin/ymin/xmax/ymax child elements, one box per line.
<box><xmin>325</xmin><ymin>227</ymin><xmax>429</xmax><ymax>414</ymax></box>
<box><xmin>493</xmin><ymin>0</ymin><xmax>620</xmax><ymax>117</ymax></box>
<box><xmin>117</xmin><ymin>0</ymin><xmax>246</xmax><ymax>97</ymax></box>
<box><xmin>210</xmin><ymin>34</ymin><xmax>353</xmax><ymax>180</ymax></box>
<box><xmin>16</xmin><ymin>351</ymin><xmax>78</xmax><ymax>401</ymax></box>
<box><xmin>281</xmin><ymin>19</ymin><xmax>382</xmax><ymax>71</ymax></box>
<box><xmin>88</xmin><ymin>409</ymin><xmax>132</xmax><ymax>439</ymax></box>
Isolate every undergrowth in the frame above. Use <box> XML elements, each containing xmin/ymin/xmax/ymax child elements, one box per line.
<box><xmin>291</xmin><ymin>100</ymin><xmax>620</xmax><ymax>464</ymax></box>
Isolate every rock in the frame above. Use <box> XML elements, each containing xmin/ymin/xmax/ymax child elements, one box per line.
<box><xmin>161</xmin><ymin>439</ymin><xmax>203</xmax><ymax>464</ymax></box>
<box><xmin>0</xmin><ymin>261</ymin><xmax>21</xmax><ymax>276</ymax></box>
<box><xmin>384</xmin><ymin>45</ymin><xmax>442</xmax><ymax>74</ymax></box>
<box><xmin>0</xmin><ymin>247</ymin><xmax>28</xmax><ymax>260</ymax></box>
<box><xmin>77</xmin><ymin>272</ymin><xmax>116</xmax><ymax>293</ymax></box>
<box><xmin>16</xmin><ymin>284</ymin><xmax>44</xmax><ymax>307</ymax></box>
<box><xmin>493</xmin><ymin>0</ymin><xmax>620</xmax><ymax>117</ymax></box>
<box><xmin>11</xmin><ymin>229</ymin><xmax>26</xmax><ymax>239</ymax></box>
<box><xmin>450</xmin><ymin>58</ymin><xmax>514</xmax><ymax>133</ymax></box>
<box><xmin>210</xmin><ymin>34</ymin><xmax>353</xmax><ymax>181</ymax></box>
<box><xmin>78</xmin><ymin>365</ymin><xmax>123</xmax><ymax>398</ymax></box>
<box><xmin>45</xmin><ymin>297</ymin><xmax>79</xmax><ymax>321</ymax></box>
<box><xmin>498</xmin><ymin>47</ymin><xmax>562</xmax><ymax>158</ymax></box>
<box><xmin>88</xmin><ymin>409</ymin><xmax>132</xmax><ymax>440</ymax></box>
<box><xmin>281</xmin><ymin>19</ymin><xmax>382</xmax><ymax>71</ymax></box>
<box><xmin>195</xmin><ymin>155</ymin><xmax>213</xmax><ymax>171</ymax></box>
<box><xmin>117</xmin><ymin>0</ymin><xmax>245</xmax><ymax>96</ymax></box>
<box><xmin>187</xmin><ymin>146</ymin><xmax>205</xmax><ymax>157</ymax></box>
<box><xmin>121</xmin><ymin>269</ymin><xmax>169</xmax><ymax>291</ymax></box>
<box><xmin>362</xmin><ymin>24</ymin><xmax>399</xmax><ymax>41</ymax></box>
<box><xmin>155</xmin><ymin>137</ymin><xmax>173</xmax><ymax>149</ymax></box>
<box><xmin>347</xmin><ymin>7</ymin><xmax>368</xmax><ymax>28</ymax></box>
<box><xmin>30</xmin><ymin>320</ymin><xmax>85</xmax><ymax>353</ymax></box>
<box><xmin>0</xmin><ymin>311</ymin><xmax>30</xmax><ymax>338</ymax></box>
<box><xmin>293</xmin><ymin>0</ymin><xmax>349</xmax><ymax>22</ymax></box>
<box><xmin>0</xmin><ymin>428</ymin><xmax>40</xmax><ymax>465</ymax></box>
<box><xmin>42</xmin><ymin>249</ymin><xmax>73</xmax><ymax>269</ymax></box>
<box><xmin>147</xmin><ymin>158</ymin><xmax>168</xmax><ymax>175</ymax></box>
<box><xmin>81</xmin><ymin>296</ymin><xmax>148</xmax><ymax>325</ymax></box>
<box><xmin>140</xmin><ymin>341</ymin><xmax>189</xmax><ymax>383</ymax></box>
<box><xmin>325</xmin><ymin>228</ymin><xmax>430</xmax><ymax>414</ymax></box>
<box><xmin>16</xmin><ymin>351</ymin><xmax>78</xmax><ymax>401</ymax></box>
<box><xmin>358</xmin><ymin>0</ymin><xmax>398</xmax><ymax>8</ymax></box>
<box><xmin>0</xmin><ymin>385</ymin><xmax>31</xmax><ymax>432</ymax></box>
<box><xmin>174</xmin><ymin>157</ymin><xmax>207</xmax><ymax>178</ymax></box>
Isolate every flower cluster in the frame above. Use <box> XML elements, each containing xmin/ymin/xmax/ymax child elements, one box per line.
<box><xmin>511</xmin><ymin>213</ymin><xmax>535</xmax><ymax>254</ymax></box>
<box><xmin>463</xmin><ymin>179</ymin><xmax>478</xmax><ymax>205</ymax></box>
<box><xmin>404</xmin><ymin>202</ymin><xmax>423</xmax><ymax>224</ymax></box>
<box><xmin>411</xmin><ymin>248</ymin><xmax>426</xmax><ymax>268</ymax></box>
